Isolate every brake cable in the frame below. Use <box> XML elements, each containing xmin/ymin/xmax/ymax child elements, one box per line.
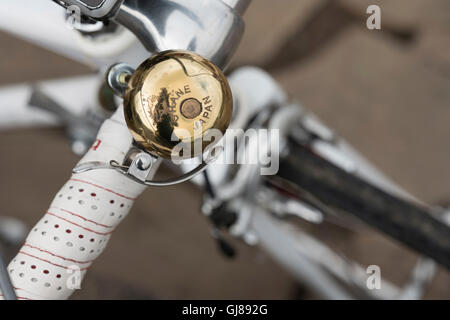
<box><xmin>202</xmin><ymin>171</ymin><xmax>237</xmax><ymax>258</ymax></box>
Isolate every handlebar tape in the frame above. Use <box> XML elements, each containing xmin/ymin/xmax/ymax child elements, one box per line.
<box><xmin>0</xmin><ymin>107</ymin><xmax>152</xmax><ymax>300</ymax></box>
<box><xmin>278</xmin><ymin>140</ymin><xmax>450</xmax><ymax>269</ymax></box>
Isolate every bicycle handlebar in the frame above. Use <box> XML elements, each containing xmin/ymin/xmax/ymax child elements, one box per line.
<box><xmin>278</xmin><ymin>140</ymin><xmax>450</xmax><ymax>270</ymax></box>
<box><xmin>0</xmin><ymin>106</ymin><xmax>154</xmax><ymax>300</ymax></box>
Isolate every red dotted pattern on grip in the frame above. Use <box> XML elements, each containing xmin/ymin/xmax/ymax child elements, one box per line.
<box><xmin>3</xmin><ymin>178</ymin><xmax>134</xmax><ymax>300</ymax></box>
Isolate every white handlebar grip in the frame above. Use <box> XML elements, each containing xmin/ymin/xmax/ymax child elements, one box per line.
<box><xmin>0</xmin><ymin>106</ymin><xmax>157</xmax><ymax>300</ymax></box>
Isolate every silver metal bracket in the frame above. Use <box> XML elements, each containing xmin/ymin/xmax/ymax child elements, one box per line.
<box><xmin>72</xmin><ymin>146</ymin><xmax>210</xmax><ymax>187</ymax></box>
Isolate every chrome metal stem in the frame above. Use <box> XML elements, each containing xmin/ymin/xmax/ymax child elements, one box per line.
<box><xmin>115</xmin><ymin>0</ymin><xmax>245</xmax><ymax>69</ymax></box>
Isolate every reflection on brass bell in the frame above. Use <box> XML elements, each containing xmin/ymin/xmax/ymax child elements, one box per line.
<box><xmin>123</xmin><ymin>50</ymin><xmax>233</xmax><ymax>159</ymax></box>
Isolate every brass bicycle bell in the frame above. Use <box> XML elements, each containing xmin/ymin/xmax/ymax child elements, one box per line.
<box><xmin>121</xmin><ymin>50</ymin><xmax>233</xmax><ymax>159</ymax></box>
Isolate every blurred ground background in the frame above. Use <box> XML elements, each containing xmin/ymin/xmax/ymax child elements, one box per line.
<box><xmin>0</xmin><ymin>0</ymin><xmax>449</xmax><ymax>299</ymax></box>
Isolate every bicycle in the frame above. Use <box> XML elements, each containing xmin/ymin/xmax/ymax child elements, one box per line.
<box><xmin>0</xmin><ymin>0</ymin><xmax>449</xmax><ymax>300</ymax></box>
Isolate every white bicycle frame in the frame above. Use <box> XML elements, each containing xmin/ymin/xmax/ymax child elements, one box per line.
<box><xmin>0</xmin><ymin>0</ymin><xmax>437</xmax><ymax>300</ymax></box>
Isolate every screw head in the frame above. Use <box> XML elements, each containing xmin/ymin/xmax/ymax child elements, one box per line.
<box><xmin>180</xmin><ymin>98</ymin><xmax>202</xmax><ymax>119</ymax></box>
<box><xmin>106</xmin><ymin>63</ymin><xmax>135</xmax><ymax>97</ymax></box>
<box><xmin>135</xmin><ymin>154</ymin><xmax>152</xmax><ymax>171</ymax></box>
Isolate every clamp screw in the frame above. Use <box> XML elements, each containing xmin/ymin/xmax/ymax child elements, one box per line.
<box><xmin>135</xmin><ymin>154</ymin><xmax>152</xmax><ymax>171</ymax></box>
<box><xmin>106</xmin><ymin>63</ymin><xmax>135</xmax><ymax>97</ymax></box>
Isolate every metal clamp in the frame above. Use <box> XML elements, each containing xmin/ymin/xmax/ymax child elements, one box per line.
<box><xmin>72</xmin><ymin>147</ymin><xmax>211</xmax><ymax>187</ymax></box>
